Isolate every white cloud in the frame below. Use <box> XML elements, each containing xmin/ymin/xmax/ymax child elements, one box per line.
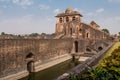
<box><xmin>39</xmin><ymin>4</ymin><xmax>50</xmax><ymax>10</ymax></box>
<box><xmin>86</xmin><ymin>12</ymin><xmax>94</xmax><ymax>16</ymax></box>
<box><xmin>96</xmin><ymin>8</ymin><xmax>104</xmax><ymax>13</ymax></box>
<box><xmin>85</xmin><ymin>8</ymin><xmax>104</xmax><ymax>17</ymax></box>
<box><xmin>0</xmin><ymin>0</ymin><xmax>33</xmax><ymax>7</ymax></box>
<box><xmin>54</xmin><ymin>9</ymin><xmax>61</xmax><ymax>14</ymax></box>
<box><xmin>73</xmin><ymin>8</ymin><xmax>84</xmax><ymax>14</ymax></box>
<box><xmin>74</xmin><ymin>8</ymin><xmax>79</xmax><ymax>12</ymax></box>
<box><xmin>96</xmin><ymin>16</ymin><xmax>120</xmax><ymax>34</ymax></box>
<box><xmin>12</xmin><ymin>0</ymin><xmax>33</xmax><ymax>7</ymax></box>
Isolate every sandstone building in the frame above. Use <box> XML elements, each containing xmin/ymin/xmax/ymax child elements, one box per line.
<box><xmin>55</xmin><ymin>8</ymin><xmax>109</xmax><ymax>40</ymax></box>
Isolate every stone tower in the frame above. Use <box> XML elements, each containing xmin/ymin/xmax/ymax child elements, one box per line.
<box><xmin>55</xmin><ymin>8</ymin><xmax>83</xmax><ymax>39</ymax></box>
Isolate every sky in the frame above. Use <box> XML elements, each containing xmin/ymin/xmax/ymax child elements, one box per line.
<box><xmin>0</xmin><ymin>0</ymin><xmax>120</xmax><ymax>35</ymax></box>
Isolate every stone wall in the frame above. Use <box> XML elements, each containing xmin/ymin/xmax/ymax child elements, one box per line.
<box><xmin>0</xmin><ymin>39</ymin><xmax>74</xmax><ymax>77</ymax></box>
<box><xmin>0</xmin><ymin>38</ymin><xmax>111</xmax><ymax>78</ymax></box>
<box><xmin>38</xmin><ymin>39</ymin><xmax>73</xmax><ymax>61</ymax></box>
<box><xmin>77</xmin><ymin>40</ymin><xmax>86</xmax><ymax>52</ymax></box>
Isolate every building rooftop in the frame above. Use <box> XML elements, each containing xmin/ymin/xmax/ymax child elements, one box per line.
<box><xmin>90</xmin><ymin>21</ymin><xmax>100</xmax><ymax>28</ymax></box>
<box><xmin>55</xmin><ymin>8</ymin><xmax>83</xmax><ymax>17</ymax></box>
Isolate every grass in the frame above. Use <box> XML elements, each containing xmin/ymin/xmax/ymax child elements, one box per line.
<box><xmin>104</xmin><ymin>42</ymin><xmax>120</xmax><ymax>57</ymax></box>
<box><xmin>96</xmin><ymin>41</ymin><xmax>120</xmax><ymax>66</ymax></box>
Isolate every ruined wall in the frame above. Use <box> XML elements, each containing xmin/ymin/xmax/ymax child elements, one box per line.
<box><xmin>0</xmin><ymin>39</ymin><xmax>73</xmax><ymax>77</ymax></box>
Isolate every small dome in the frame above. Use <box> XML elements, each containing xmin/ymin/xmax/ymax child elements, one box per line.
<box><xmin>65</xmin><ymin>8</ymin><xmax>73</xmax><ymax>14</ymax></box>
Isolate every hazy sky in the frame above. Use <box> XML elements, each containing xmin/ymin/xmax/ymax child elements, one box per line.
<box><xmin>0</xmin><ymin>0</ymin><xmax>120</xmax><ymax>34</ymax></box>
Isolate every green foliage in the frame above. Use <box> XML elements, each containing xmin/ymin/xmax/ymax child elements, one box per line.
<box><xmin>1</xmin><ymin>32</ymin><xmax>6</xmax><ymax>35</ymax></box>
<box><xmin>118</xmin><ymin>32</ymin><xmax>120</xmax><ymax>38</ymax></box>
<box><xmin>69</xmin><ymin>45</ymin><xmax>120</xmax><ymax>80</ymax></box>
<box><xmin>29</xmin><ymin>33</ymin><xmax>40</xmax><ymax>37</ymax></box>
<box><xmin>102</xmin><ymin>29</ymin><xmax>110</xmax><ymax>34</ymax></box>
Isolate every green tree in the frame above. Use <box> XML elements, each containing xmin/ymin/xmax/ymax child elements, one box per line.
<box><xmin>118</xmin><ymin>32</ymin><xmax>120</xmax><ymax>35</ymax></box>
<box><xmin>1</xmin><ymin>32</ymin><xmax>6</xmax><ymax>35</ymax></box>
<box><xmin>118</xmin><ymin>32</ymin><xmax>120</xmax><ymax>38</ymax></box>
<box><xmin>102</xmin><ymin>29</ymin><xmax>110</xmax><ymax>34</ymax></box>
<box><xmin>29</xmin><ymin>33</ymin><xmax>39</xmax><ymax>37</ymax></box>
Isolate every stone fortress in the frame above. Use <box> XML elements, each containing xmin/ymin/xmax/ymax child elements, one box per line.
<box><xmin>0</xmin><ymin>8</ymin><xmax>113</xmax><ymax>79</ymax></box>
<box><xmin>55</xmin><ymin>8</ymin><xmax>109</xmax><ymax>40</ymax></box>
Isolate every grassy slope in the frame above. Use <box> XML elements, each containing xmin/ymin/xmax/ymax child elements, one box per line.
<box><xmin>97</xmin><ymin>42</ymin><xmax>120</xmax><ymax>66</ymax></box>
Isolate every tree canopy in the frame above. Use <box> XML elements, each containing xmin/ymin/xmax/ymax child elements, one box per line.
<box><xmin>1</xmin><ymin>32</ymin><xmax>6</xmax><ymax>35</ymax></box>
<box><xmin>102</xmin><ymin>29</ymin><xmax>110</xmax><ymax>34</ymax></box>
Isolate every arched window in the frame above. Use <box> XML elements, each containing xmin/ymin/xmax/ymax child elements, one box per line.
<box><xmin>87</xmin><ymin>33</ymin><xmax>89</xmax><ymax>38</ymax></box>
<box><xmin>59</xmin><ymin>17</ymin><xmax>62</xmax><ymax>23</ymax></box>
<box><xmin>66</xmin><ymin>17</ymin><xmax>69</xmax><ymax>22</ymax></box>
<box><xmin>79</xmin><ymin>29</ymin><xmax>82</xmax><ymax>33</ymax></box>
<box><xmin>72</xmin><ymin>16</ymin><xmax>76</xmax><ymax>21</ymax></box>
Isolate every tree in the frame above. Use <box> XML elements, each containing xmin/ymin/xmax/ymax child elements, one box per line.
<box><xmin>102</xmin><ymin>29</ymin><xmax>110</xmax><ymax>34</ymax></box>
<box><xmin>118</xmin><ymin>32</ymin><xmax>120</xmax><ymax>38</ymax></box>
<box><xmin>1</xmin><ymin>32</ymin><xmax>6</xmax><ymax>35</ymax></box>
<box><xmin>29</xmin><ymin>33</ymin><xmax>39</xmax><ymax>37</ymax></box>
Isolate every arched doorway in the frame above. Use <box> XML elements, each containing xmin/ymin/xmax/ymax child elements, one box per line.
<box><xmin>74</xmin><ymin>41</ymin><xmax>78</xmax><ymax>53</ymax></box>
<box><xmin>26</xmin><ymin>52</ymin><xmax>35</xmax><ymax>73</ymax></box>
<box><xmin>66</xmin><ymin>17</ymin><xmax>69</xmax><ymax>22</ymax></box>
<box><xmin>98</xmin><ymin>47</ymin><xmax>103</xmax><ymax>51</ymax></box>
<box><xmin>27</xmin><ymin>61</ymin><xmax>34</xmax><ymax>73</ymax></box>
<box><xmin>86</xmin><ymin>33</ymin><xmax>89</xmax><ymax>38</ymax></box>
<box><xmin>72</xmin><ymin>16</ymin><xmax>76</xmax><ymax>21</ymax></box>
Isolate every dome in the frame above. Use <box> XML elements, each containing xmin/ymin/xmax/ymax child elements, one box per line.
<box><xmin>65</xmin><ymin>8</ymin><xmax>73</xmax><ymax>14</ymax></box>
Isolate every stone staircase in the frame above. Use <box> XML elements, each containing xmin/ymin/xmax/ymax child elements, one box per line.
<box><xmin>53</xmin><ymin>34</ymin><xmax>65</xmax><ymax>39</ymax></box>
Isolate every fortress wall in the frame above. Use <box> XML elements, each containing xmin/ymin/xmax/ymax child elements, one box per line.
<box><xmin>0</xmin><ymin>39</ymin><xmax>73</xmax><ymax>78</ymax></box>
<box><xmin>0</xmin><ymin>39</ymin><xmax>39</xmax><ymax>77</ymax></box>
<box><xmin>38</xmin><ymin>39</ymin><xmax>73</xmax><ymax>61</ymax></box>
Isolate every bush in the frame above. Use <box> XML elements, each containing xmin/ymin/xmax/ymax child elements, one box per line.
<box><xmin>69</xmin><ymin>46</ymin><xmax>120</xmax><ymax>80</ymax></box>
